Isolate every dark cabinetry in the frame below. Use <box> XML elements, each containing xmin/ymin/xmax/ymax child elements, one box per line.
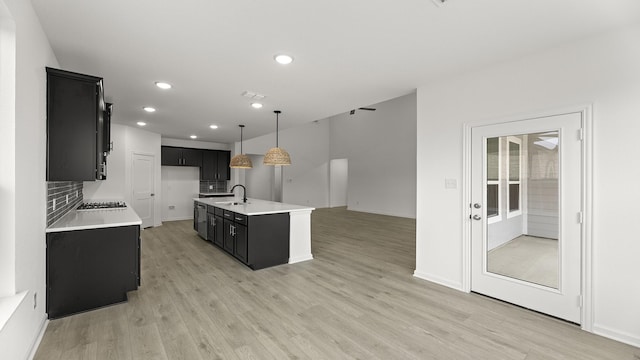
<box><xmin>214</xmin><ymin>207</ymin><xmax>224</xmax><ymax>248</ymax></box>
<box><xmin>46</xmin><ymin>225</ymin><xmax>140</xmax><ymax>319</ymax></box>
<box><xmin>201</xmin><ymin>150</ymin><xmax>230</xmax><ymax>180</ymax></box>
<box><xmin>161</xmin><ymin>146</ymin><xmax>203</xmax><ymax>166</ymax></box>
<box><xmin>46</xmin><ymin>67</ymin><xmax>108</xmax><ymax>181</ymax></box>
<box><xmin>215</xmin><ymin>208</ymin><xmax>289</xmax><ymax>270</ymax></box>
<box><xmin>161</xmin><ymin>146</ymin><xmax>230</xmax><ymax>180</ymax></box>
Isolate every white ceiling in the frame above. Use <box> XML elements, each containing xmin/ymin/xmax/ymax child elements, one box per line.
<box><xmin>31</xmin><ymin>0</ymin><xmax>640</xmax><ymax>143</ymax></box>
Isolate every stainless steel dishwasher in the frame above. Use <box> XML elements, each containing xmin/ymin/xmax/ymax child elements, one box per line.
<box><xmin>196</xmin><ymin>203</ymin><xmax>207</xmax><ymax>239</ymax></box>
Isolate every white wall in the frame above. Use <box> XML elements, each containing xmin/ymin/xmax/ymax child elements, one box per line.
<box><xmin>0</xmin><ymin>0</ymin><xmax>58</xmax><ymax>358</ymax></box>
<box><xmin>330</xmin><ymin>93</ymin><xmax>417</xmax><ymax>218</ymax></box>
<box><xmin>240</xmin><ymin>93</ymin><xmax>416</xmax><ymax>217</ymax></box>
<box><xmin>242</xmin><ymin>119</ymin><xmax>331</xmax><ymax>208</ymax></box>
<box><xmin>85</xmin><ymin>124</ymin><xmax>163</xmax><ymax>226</ymax></box>
<box><xmin>161</xmin><ymin>166</ymin><xmax>199</xmax><ymax>221</ymax></box>
<box><xmin>244</xmin><ymin>155</ymin><xmax>273</xmax><ymax>201</ymax></box>
<box><xmin>329</xmin><ymin>159</ymin><xmax>348</xmax><ymax>207</ymax></box>
<box><xmin>416</xmin><ymin>23</ymin><xmax>640</xmax><ymax>346</ymax></box>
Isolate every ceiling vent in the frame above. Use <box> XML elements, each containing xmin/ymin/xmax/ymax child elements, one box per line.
<box><xmin>241</xmin><ymin>91</ymin><xmax>266</xmax><ymax>100</ymax></box>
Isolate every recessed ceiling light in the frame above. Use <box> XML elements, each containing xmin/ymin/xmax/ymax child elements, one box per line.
<box><xmin>274</xmin><ymin>54</ymin><xmax>294</xmax><ymax>65</ymax></box>
<box><xmin>143</xmin><ymin>106</ymin><xmax>156</xmax><ymax>112</ymax></box>
<box><xmin>251</xmin><ymin>103</ymin><xmax>263</xmax><ymax>109</ymax></box>
<box><xmin>209</xmin><ymin>125</ymin><xmax>218</xmax><ymax>129</ymax></box>
<box><xmin>155</xmin><ymin>81</ymin><xmax>172</xmax><ymax>90</ymax></box>
<box><xmin>190</xmin><ymin>135</ymin><xmax>197</xmax><ymax>139</ymax></box>
<box><xmin>137</xmin><ymin>121</ymin><xmax>147</xmax><ymax>126</ymax></box>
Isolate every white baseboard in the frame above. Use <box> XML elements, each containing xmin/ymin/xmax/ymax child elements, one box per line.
<box><xmin>27</xmin><ymin>318</ymin><xmax>48</xmax><ymax>360</ymax></box>
<box><xmin>162</xmin><ymin>216</ymin><xmax>191</xmax><ymax>222</ymax></box>
<box><xmin>413</xmin><ymin>270</ymin><xmax>464</xmax><ymax>292</ymax></box>
<box><xmin>592</xmin><ymin>323</ymin><xmax>640</xmax><ymax>348</ymax></box>
<box><xmin>289</xmin><ymin>255</ymin><xmax>313</xmax><ymax>264</ymax></box>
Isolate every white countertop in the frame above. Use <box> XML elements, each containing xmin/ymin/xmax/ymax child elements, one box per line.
<box><xmin>194</xmin><ymin>197</ymin><xmax>315</xmax><ymax>216</ymax></box>
<box><xmin>46</xmin><ymin>203</ymin><xmax>142</xmax><ymax>233</ymax></box>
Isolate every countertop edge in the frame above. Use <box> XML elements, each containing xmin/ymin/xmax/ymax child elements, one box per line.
<box><xmin>193</xmin><ymin>197</ymin><xmax>315</xmax><ymax>215</ymax></box>
<box><xmin>46</xmin><ymin>220</ymin><xmax>142</xmax><ymax>233</ymax></box>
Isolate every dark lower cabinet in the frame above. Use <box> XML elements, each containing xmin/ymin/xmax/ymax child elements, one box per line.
<box><xmin>223</xmin><ymin>219</ymin><xmax>235</xmax><ymax>253</ymax></box>
<box><xmin>211</xmin><ymin>207</ymin><xmax>289</xmax><ymax>270</ymax></box>
<box><xmin>46</xmin><ymin>225</ymin><xmax>140</xmax><ymax>319</ymax></box>
<box><xmin>214</xmin><ymin>209</ymin><xmax>224</xmax><ymax>248</ymax></box>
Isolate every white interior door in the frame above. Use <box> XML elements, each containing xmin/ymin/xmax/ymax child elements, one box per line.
<box><xmin>132</xmin><ymin>153</ymin><xmax>155</xmax><ymax>228</ymax></box>
<box><xmin>471</xmin><ymin>112</ymin><xmax>583</xmax><ymax>323</ymax></box>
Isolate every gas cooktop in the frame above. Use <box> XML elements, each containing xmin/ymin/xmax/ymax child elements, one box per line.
<box><xmin>77</xmin><ymin>201</ymin><xmax>127</xmax><ymax>211</ymax></box>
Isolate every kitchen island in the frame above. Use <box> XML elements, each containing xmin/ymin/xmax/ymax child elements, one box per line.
<box><xmin>193</xmin><ymin>197</ymin><xmax>314</xmax><ymax>269</ymax></box>
<box><xmin>45</xmin><ymin>203</ymin><xmax>142</xmax><ymax>319</ymax></box>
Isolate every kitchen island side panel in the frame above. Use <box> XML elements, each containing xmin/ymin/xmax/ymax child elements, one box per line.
<box><xmin>247</xmin><ymin>213</ymin><xmax>290</xmax><ymax>270</ymax></box>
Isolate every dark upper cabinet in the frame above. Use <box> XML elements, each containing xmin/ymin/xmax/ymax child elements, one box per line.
<box><xmin>161</xmin><ymin>146</ymin><xmax>183</xmax><ymax>166</ymax></box>
<box><xmin>201</xmin><ymin>150</ymin><xmax>216</xmax><ymax>180</ymax></box>
<box><xmin>161</xmin><ymin>146</ymin><xmax>203</xmax><ymax>167</ymax></box>
<box><xmin>217</xmin><ymin>151</ymin><xmax>230</xmax><ymax>180</ymax></box>
<box><xmin>46</xmin><ymin>67</ymin><xmax>106</xmax><ymax>181</ymax></box>
<box><xmin>181</xmin><ymin>148</ymin><xmax>203</xmax><ymax>167</ymax></box>
<box><xmin>103</xmin><ymin>103</ymin><xmax>112</xmax><ymax>155</ymax></box>
<box><xmin>201</xmin><ymin>150</ymin><xmax>231</xmax><ymax>180</ymax></box>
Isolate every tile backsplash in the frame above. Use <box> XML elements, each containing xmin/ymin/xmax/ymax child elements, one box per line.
<box><xmin>199</xmin><ymin>180</ymin><xmax>228</xmax><ymax>193</ymax></box>
<box><xmin>47</xmin><ymin>181</ymin><xmax>83</xmax><ymax>226</ymax></box>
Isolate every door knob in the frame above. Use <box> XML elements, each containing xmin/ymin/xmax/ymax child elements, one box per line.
<box><xmin>150</xmin><ymin>193</ymin><xmax>155</xmax><ymax>196</ymax></box>
<box><xmin>473</xmin><ymin>215</ymin><xmax>482</xmax><ymax>221</ymax></box>
<box><xmin>473</xmin><ymin>203</ymin><xmax>481</xmax><ymax>209</ymax></box>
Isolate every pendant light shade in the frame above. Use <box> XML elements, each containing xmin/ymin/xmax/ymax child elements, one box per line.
<box><xmin>230</xmin><ymin>125</ymin><xmax>253</xmax><ymax>169</ymax></box>
<box><xmin>264</xmin><ymin>110</ymin><xmax>291</xmax><ymax>166</ymax></box>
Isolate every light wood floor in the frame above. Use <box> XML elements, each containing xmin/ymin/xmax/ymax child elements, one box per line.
<box><xmin>34</xmin><ymin>207</ymin><xmax>639</xmax><ymax>359</ymax></box>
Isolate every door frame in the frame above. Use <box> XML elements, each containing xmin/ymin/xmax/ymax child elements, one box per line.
<box><xmin>461</xmin><ymin>104</ymin><xmax>593</xmax><ymax>332</ymax></box>
<box><xmin>131</xmin><ymin>151</ymin><xmax>156</xmax><ymax>228</ymax></box>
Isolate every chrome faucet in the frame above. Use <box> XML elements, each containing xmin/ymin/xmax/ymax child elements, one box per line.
<box><xmin>229</xmin><ymin>184</ymin><xmax>247</xmax><ymax>203</ymax></box>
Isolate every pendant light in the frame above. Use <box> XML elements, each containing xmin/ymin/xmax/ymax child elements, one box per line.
<box><xmin>229</xmin><ymin>125</ymin><xmax>253</xmax><ymax>169</ymax></box>
<box><xmin>264</xmin><ymin>110</ymin><xmax>291</xmax><ymax>166</ymax></box>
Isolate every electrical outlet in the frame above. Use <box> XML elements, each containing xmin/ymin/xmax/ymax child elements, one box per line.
<box><xmin>66</xmin><ymin>194</ymin><xmax>69</xmax><ymax>204</ymax></box>
<box><xmin>33</xmin><ymin>292</ymin><xmax>37</xmax><ymax>309</ymax></box>
<box><xmin>52</xmin><ymin>198</ymin><xmax>57</xmax><ymax>211</ymax></box>
<box><xmin>209</xmin><ymin>185</ymin><xmax>213</xmax><ymax>190</ymax></box>
<box><xmin>76</xmin><ymin>190</ymin><xmax>79</xmax><ymax>197</ymax></box>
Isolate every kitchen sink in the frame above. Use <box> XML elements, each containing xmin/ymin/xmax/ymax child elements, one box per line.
<box><xmin>214</xmin><ymin>201</ymin><xmax>250</xmax><ymax>205</ymax></box>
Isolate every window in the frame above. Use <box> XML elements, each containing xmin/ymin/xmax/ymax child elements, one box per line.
<box><xmin>507</xmin><ymin>136</ymin><xmax>522</xmax><ymax>218</ymax></box>
<box><xmin>486</xmin><ymin>137</ymin><xmax>501</xmax><ymax>223</ymax></box>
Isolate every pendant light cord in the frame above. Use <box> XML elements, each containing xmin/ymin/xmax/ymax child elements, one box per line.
<box><xmin>274</xmin><ymin>110</ymin><xmax>281</xmax><ymax>147</ymax></box>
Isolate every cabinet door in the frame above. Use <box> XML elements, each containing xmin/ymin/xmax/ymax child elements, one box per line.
<box><xmin>182</xmin><ymin>148</ymin><xmax>203</xmax><ymax>167</ymax></box>
<box><xmin>46</xmin><ymin>226</ymin><xmax>138</xmax><ymax>319</ymax></box>
<box><xmin>223</xmin><ymin>219</ymin><xmax>234</xmax><ymax>254</ymax></box>
<box><xmin>161</xmin><ymin>146</ymin><xmax>182</xmax><ymax>166</ymax></box>
<box><xmin>214</xmin><ymin>215</ymin><xmax>224</xmax><ymax>247</ymax></box>
<box><xmin>234</xmin><ymin>224</ymin><xmax>248</xmax><ymax>264</ymax></box>
<box><xmin>201</xmin><ymin>150</ymin><xmax>216</xmax><ymax>180</ymax></box>
<box><xmin>207</xmin><ymin>213</ymin><xmax>216</xmax><ymax>242</ymax></box>
<box><xmin>216</xmin><ymin>151</ymin><xmax>231</xmax><ymax>180</ymax></box>
<box><xmin>46</xmin><ymin>70</ymin><xmax>99</xmax><ymax>181</ymax></box>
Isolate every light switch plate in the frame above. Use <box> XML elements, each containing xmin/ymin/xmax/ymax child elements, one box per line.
<box><xmin>445</xmin><ymin>178</ymin><xmax>457</xmax><ymax>189</ymax></box>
